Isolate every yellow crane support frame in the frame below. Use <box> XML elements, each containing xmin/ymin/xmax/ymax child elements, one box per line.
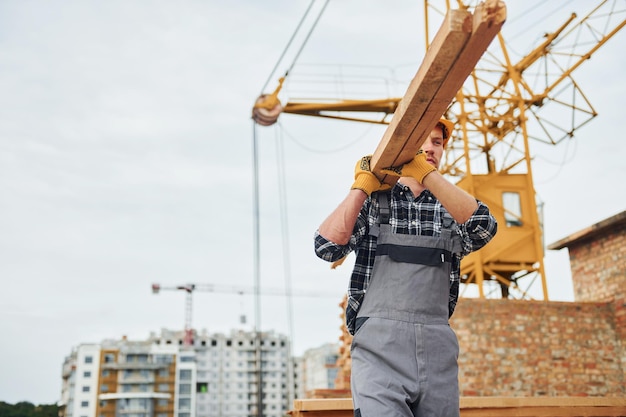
<box><xmin>254</xmin><ymin>0</ymin><xmax>626</xmax><ymax>300</ymax></box>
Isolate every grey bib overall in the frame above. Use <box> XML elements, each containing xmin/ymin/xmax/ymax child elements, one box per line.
<box><xmin>351</xmin><ymin>192</ymin><xmax>462</xmax><ymax>417</ymax></box>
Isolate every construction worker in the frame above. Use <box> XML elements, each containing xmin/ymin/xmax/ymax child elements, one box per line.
<box><xmin>314</xmin><ymin>118</ymin><xmax>498</xmax><ymax>417</ymax></box>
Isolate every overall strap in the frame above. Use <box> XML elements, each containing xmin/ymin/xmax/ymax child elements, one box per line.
<box><xmin>377</xmin><ymin>190</ymin><xmax>391</xmax><ymax>225</ymax></box>
<box><xmin>368</xmin><ymin>190</ymin><xmax>391</xmax><ymax>239</ymax></box>
<box><xmin>440</xmin><ymin>213</ymin><xmax>454</xmax><ymax>239</ymax></box>
<box><xmin>441</xmin><ymin>212</ymin><xmax>463</xmax><ymax>255</ymax></box>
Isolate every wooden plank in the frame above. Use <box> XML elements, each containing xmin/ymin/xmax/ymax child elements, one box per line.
<box><xmin>392</xmin><ymin>0</ymin><xmax>507</xmax><ymax>168</ymax></box>
<box><xmin>370</xmin><ymin>0</ymin><xmax>506</xmax><ymax>180</ymax></box>
<box><xmin>461</xmin><ymin>406</ymin><xmax>626</xmax><ymax>417</ymax></box>
<box><xmin>369</xmin><ymin>8</ymin><xmax>472</xmax><ymax>179</ymax></box>
<box><xmin>289</xmin><ymin>411</ymin><xmax>351</xmax><ymax>417</ymax></box>
<box><xmin>460</xmin><ymin>396</ymin><xmax>626</xmax><ymax>417</ymax></box>
<box><xmin>292</xmin><ymin>398</ymin><xmax>353</xmax><ymax>411</ymax></box>
<box><xmin>460</xmin><ymin>397</ymin><xmax>626</xmax><ymax>408</ymax></box>
<box><xmin>289</xmin><ymin>397</ymin><xmax>626</xmax><ymax>417</ymax></box>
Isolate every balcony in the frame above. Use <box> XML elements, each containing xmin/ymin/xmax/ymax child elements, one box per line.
<box><xmin>98</xmin><ymin>392</ymin><xmax>171</xmax><ymax>400</ymax></box>
<box><xmin>101</xmin><ymin>362</ymin><xmax>164</xmax><ymax>370</ymax></box>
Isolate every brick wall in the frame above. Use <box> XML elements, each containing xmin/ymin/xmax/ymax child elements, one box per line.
<box><xmin>451</xmin><ymin>298</ymin><xmax>624</xmax><ymax>397</ymax></box>
<box><xmin>559</xmin><ymin>216</ymin><xmax>626</xmax><ymax>391</ymax></box>
<box><xmin>567</xmin><ymin>221</ymin><xmax>626</xmax><ymax>303</ymax></box>
<box><xmin>333</xmin><ymin>297</ymin><xmax>625</xmax><ymax>397</ymax></box>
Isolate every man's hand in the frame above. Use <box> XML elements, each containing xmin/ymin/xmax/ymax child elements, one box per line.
<box><xmin>380</xmin><ymin>151</ymin><xmax>437</xmax><ymax>184</ymax></box>
<box><xmin>351</xmin><ymin>155</ymin><xmax>391</xmax><ymax>196</ymax></box>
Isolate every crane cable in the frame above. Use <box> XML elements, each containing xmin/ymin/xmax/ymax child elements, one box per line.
<box><xmin>255</xmin><ymin>0</ymin><xmax>333</xmax><ymax>386</ymax></box>
<box><xmin>275</xmin><ymin>126</ymin><xmax>297</xmax><ymax>405</ymax></box>
<box><xmin>250</xmin><ymin>120</ymin><xmax>263</xmax><ymax>416</ymax></box>
<box><xmin>253</xmin><ymin>0</ymin><xmax>330</xmax><ymax>127</ymax></box>
<box><xmin>259</xmin><ymin>0</ymin><xmax>331</xmax><ymax>95</ymax></box>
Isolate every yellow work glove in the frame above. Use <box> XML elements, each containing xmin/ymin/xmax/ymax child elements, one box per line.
<box><xmin>380</xmin><ymin>151</ymin><xmax>437</xmax><ymax>184</ymax></box>
<box><xmin>351</xmin><ymin>155</ymin><xmax>390</xmax><ymax>196</ymax></box>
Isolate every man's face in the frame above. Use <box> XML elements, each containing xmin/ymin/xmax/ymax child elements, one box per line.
<box><xmin>420</xmin><ymin>126</ymin><xmax>445</xmax><ymax>169</ymax></box>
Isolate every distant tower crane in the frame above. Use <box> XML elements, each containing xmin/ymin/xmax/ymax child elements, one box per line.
<box><xmin>151</xmin><ymin>283</ymin><xmax>197</xmax><ymax>346</ymax></box>
<box><xmin>151</xmin><ymin>282</ymin><xmax>337</xmax><ymax>346</ymax></box>
<box><xmin>253</xmin><ymin>0</ymin><xmax>626</xmax><ymax>300</ymax></box>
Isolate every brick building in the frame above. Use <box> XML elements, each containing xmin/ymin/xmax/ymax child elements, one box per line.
<box><xmin>547</xmin><ymin>210</ymin><xmax>626</xmax><ymax>389</ymax></box>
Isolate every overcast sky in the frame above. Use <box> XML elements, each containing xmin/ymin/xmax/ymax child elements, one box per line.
<box><xmin>1</xmin><ymin>0</ymin><xmax>624</xmax><ymax>405</ymax></box>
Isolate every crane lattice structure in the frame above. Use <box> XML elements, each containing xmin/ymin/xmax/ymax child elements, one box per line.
<box><xmin>253</xmin><ymin>0</ymin><xmax>625</xmax><ymax>300</ymax></box>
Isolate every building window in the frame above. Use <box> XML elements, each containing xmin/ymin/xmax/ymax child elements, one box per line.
<box><xmin>84</xmin><ymin>356</ymin><xmax>93</xmax><ymax>364</ymax></box>
<box><xmin>502</xmin><ymin>192</ymin><xmax>523</xmax><ymax>227</ymax></box>
<box><xmin>81</xmin><ymin>401</ymin><xmax>88</xmax><ymax>407</ymax></box>
<box><xmin>179</xmin><ymin>384</ymin><xmax>191</xmax><ymax>395</ymax></box>
<box><xmin>158</xmin><ymin>383</ymin><xmax>169</xmax><ymax>392</ymax></box>
<box><xmin>104</xmin><ymin>354</ymin><xmax>115</xmax><ymax>363</ymax></box>
<box><xmin>155</xmin><ymin>355</ymin><xmax>173</xmax><ymax>364</ymax></box>
<box><xmin>179</xmin><ymin>369</ymin><xmax>192</xmax><ymax>381</ymax></box>
<box><xmin>83</xmin><ymin>371</ymin><xmax>91</xmax><ymax>378</ymax></box>
<box><xmin>158</xmin><ymin>368</ymin><xmax>169</xmax><ymax>377</ymax></box>
<box><xmin>101</xmin><ymin>384</ymin><xmax>108</xmax><ymax>393</ymax></box>
<box><xmin>178</xmin><ymin>398</ymin><xmax>191</xmax><ymax>410</ymax></box>
<box><xmin>82</xmin><ymin>386</ymin><xmax>90</xmax><ymax>392</ymax></box>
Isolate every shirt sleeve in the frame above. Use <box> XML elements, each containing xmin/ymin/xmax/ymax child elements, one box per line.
<box><xmin>457</xmin><ymin>200</ymin><xmax>498</xmax><ymax>256</ymax></box>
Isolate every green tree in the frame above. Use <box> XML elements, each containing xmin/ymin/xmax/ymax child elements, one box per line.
<box><xmin>0</xmin><ymin>401</ymin><xmax>59</xmax><ymax>417</ymax></box>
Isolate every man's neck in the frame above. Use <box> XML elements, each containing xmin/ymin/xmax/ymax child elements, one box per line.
<box><xmin>398</xmin><ymin>177</ymin><xmax>426</xmax><ymax>196</ymax></box>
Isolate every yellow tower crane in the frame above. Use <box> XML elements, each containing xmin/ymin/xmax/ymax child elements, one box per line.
<box><xmin>253</xmin><ymin>0</ymin><xmax>625</xmax><ymax>300</ymax></box>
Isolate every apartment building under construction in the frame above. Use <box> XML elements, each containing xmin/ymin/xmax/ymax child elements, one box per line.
<box><xmin>58</xmin><ymin>329</ymin><xmax>326</xmax><ymax>417</ymax></box>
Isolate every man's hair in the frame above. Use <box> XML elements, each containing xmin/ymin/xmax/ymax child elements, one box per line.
<box><xmin>437</xmin><ymin>118</ymin><xmax>455</xmax><ymax>147</ymax></box>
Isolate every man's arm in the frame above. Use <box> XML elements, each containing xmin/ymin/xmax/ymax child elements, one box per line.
<box><xmin>318</xmin><ymin>155</ymin><xmax>389</xmax><ymax>245</ymax></box>
<box><xmin>318</xmin><ymin>189</ymin><xmax>368</xmax><ymax>245</ymax></box>
<box><xmin>422</xmin><ymin>171</ymin><xmax>478</xmax><ymax>224</ymax></box>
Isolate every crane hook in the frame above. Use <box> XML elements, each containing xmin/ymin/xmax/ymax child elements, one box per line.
<box><xmin>252</xmin><ymin>76</ymin><xmax>285</xmax><ymax>126</ymax></box>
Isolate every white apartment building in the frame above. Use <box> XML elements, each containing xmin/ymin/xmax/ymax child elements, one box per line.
<box><xmin>300</xmin><ymin>343</ymin><xmax>340</xmax><ymax>396</ymax></box>
<box><xmin>59</xmin><ymin>328</ymin><xmax>320</xmax><ymax>417</ymax></box>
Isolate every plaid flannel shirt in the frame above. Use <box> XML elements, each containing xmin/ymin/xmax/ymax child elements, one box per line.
<box><xmin>314</xmin><ymin>182</ymin><xmax>497</xmax><ymax>334</ymax></box>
